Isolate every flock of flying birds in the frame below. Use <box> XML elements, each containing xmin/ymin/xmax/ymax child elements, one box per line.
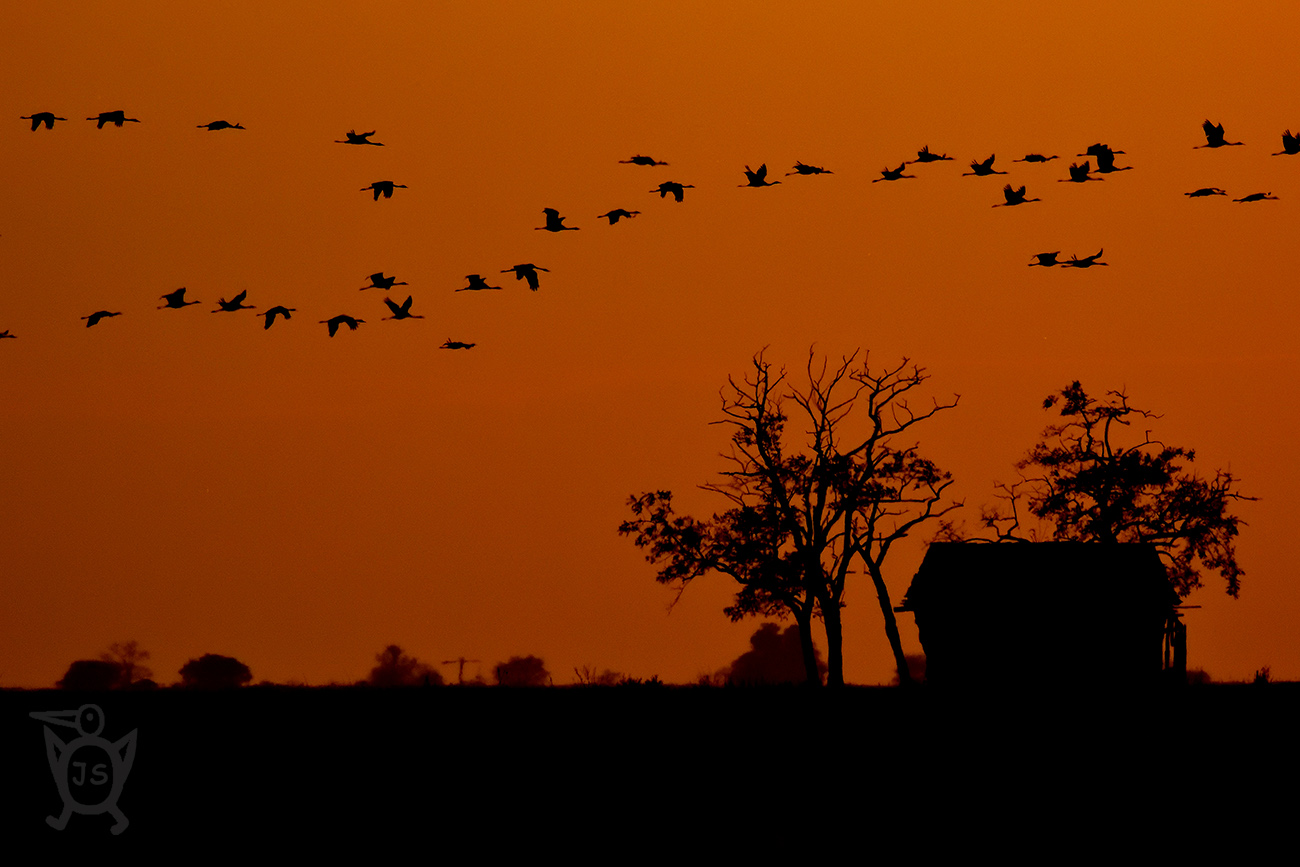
<box><xmin>1</xmin><ymin>114</ymin><xmax>1294</xmax><ymax>343</ymax></box>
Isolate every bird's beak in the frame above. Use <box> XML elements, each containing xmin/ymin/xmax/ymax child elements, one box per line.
<box><xmin>29</xmin><ymin>709</ymin><xmax>79</xmax><ymax>728</ymax></box>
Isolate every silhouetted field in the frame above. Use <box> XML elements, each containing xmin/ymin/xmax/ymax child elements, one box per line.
<box><xmin>3</xmin><ymin>684</ymin><xmax>1295</xmax><ymax>853</ymax></box>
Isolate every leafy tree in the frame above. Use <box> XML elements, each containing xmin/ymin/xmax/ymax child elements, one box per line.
<box><xmin>494</xmin><ymin>655</ymin><xmax>550</xmax><ymax>687</ymax></box>
<box><xmin>724</xmin><ymin>622</ymin><xmax>827</xmax><ymax>686</ymax></box>
<box><xmin>621</xmin><ymin>348</ymin><xmax>960</xmax><ymax>686</ymax></box>
<box><xmin>369</xmin><ymin>645</ymin><xmax>443</xmax><ymax>687</ymax></box>
<box><xmin>179</xmin><ymin>653</ymin><xmax>253</xmax><ymax>689</ymax></box>
<box><xmin>984</xmin><ymin>381</ymin><xmax>1253</xmax><ymax>597</ymax></box>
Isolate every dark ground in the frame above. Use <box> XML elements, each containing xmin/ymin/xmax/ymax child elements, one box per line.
<box><xmin>2</xmin><ymin>683</ymin><xmax>1295</xmax><ymax>854</ymax></box>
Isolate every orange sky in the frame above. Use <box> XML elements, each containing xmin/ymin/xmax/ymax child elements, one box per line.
<box><xmin>3</xmin><ymin>3</ymin><xmax>1297</xmax><ymax>687</ymax></box>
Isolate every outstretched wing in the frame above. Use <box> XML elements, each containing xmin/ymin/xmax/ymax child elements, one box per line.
<box><xmin>41</xmin><ymin>727</ymin><xmax>68</xmax><ymax>774</ymax></box>
<box><xmin>114</xmin><ymin>729</ymin><xmax>139</xmax><ymax>784</ymax></box>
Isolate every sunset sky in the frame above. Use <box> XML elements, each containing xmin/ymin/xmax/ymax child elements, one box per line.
<box><xmin>3</xmin><ymin>3</ymin><xmax>1296</xmax><ymax>687</ymax></box>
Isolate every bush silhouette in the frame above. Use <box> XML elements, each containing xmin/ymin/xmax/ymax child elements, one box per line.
<box><xmin>368</xmin><ymin>645</ymin><xmax>443</xmax><ymax>687</ymax></box>
<box><xmin>57</xmin><ymin>659</ymin><xmax>122</xmax><ymax>690</ymax></box>
<box><xmin>494</xmin><ymin>655</ymin><xmax>550</xmax><ymax>687</ymax></box>
<box><xmin>179</xmin><ymin>654</ymin><xmax>253</xmax><ymax>689</ymax></box>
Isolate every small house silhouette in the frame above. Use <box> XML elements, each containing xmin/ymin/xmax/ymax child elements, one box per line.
<box><xmin>899</xmin><ymin>542</ymin><xmax>1182</xmax><ymax>687</ymax></box>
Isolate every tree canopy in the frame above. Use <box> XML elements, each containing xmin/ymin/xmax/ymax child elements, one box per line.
<box><xmin>984</xmin><ymin>381</ymin><xmax>1253</xmax><ymax>597</ymax></box>
<box><xmin>621</xmin><ymin>348</ymin><xmax>960</xmax><ymax>686</ymax></box>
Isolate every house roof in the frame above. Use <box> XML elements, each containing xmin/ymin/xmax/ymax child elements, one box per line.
<box><xmin>901</xmin><ymin>541</ymin><xmax>1179</xmax><ymax>615</ymax></box>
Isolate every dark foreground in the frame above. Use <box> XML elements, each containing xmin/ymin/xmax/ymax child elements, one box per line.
<box><xmin>2</xmin><ymin>684</ymin><xmax>1295</xmax><ymax>853</ymax></box>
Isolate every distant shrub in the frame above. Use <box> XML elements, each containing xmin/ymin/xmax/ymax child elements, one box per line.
<box><xmin>57</xmin><ymin>660</ymin><xmax>122</xmax><ymax>690</ymax></box>
<box><xmin>179</xmin><ymin>654</ymin><xmax>253</xmax><ymax>689</ymax></box>
<box><xmin>369</xmin><ymin>645</ymin><xmax>443</xmax><ymax>687</ymax></box>
<box><xmin>494</xmin><ymin>655</ymin><xmax>550</xmax><ymax>687</ymax></box>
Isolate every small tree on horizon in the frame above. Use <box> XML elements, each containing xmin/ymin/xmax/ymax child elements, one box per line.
<box><xmin>101</xmin><ymin>640</ymin><xmax>152</xmax><ymax>688</ymax></box>
<box><xmin>369</xmin><ymin>645</ymin><xmax>443</xmax><ymax>687</ymax></box>
<box><xmin>723</xmin><ymin>622</ymin><xmax>827</xmax><ymax>686</ymax></box>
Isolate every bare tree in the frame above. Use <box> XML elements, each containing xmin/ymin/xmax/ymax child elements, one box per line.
<box><xmin>101</xmin><ymin>640</ymin><xmax>152</xmax><ymax>688</ymax></box>
<box><xmin>621</xmin><ymin>348</ymin><xmax>960</xmax><ymax>686</ymax></box>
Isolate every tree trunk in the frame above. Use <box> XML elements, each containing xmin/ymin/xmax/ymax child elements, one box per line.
<box><xmin>794</xmin><ymin>606</ymin><xmax>822</xmax><ymax>686</ymax></box>
<box><xmin>820</xmin><ymin>596</ymin><xmax>845</xmax><ymax>687</ymax></box>
<box><xmin>867</xmin><ymin>562</ymin><xmax>912</xmax><ymax>686</ymax></box>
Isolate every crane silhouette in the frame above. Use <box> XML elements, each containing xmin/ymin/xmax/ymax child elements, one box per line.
<box><xmin>1062</xmin><ymin>249</ymin><xmax>1108</xmax><ymax>268</ymax></box>
<box><xmin>1014</xmin><ymin>153</ymin><xmax>1058</xmax><ymax>163</ymax></box>
<box><xmin>87</xmin><ymin>111</ymin><xmax>140</xmax><ymax>128</ymax></box>
<box><xmin>260</xmin><ymin>306</ymin><xmax>295</xmax><ymax>329</ymax></box>
<box><xmin>382</xmin><ymin>296</ymin><xmax>422</xmax><ymax>320</ymax></box>
<box><xmin>651</xmin><ymin>181</ymin><xmax>694</xmax><ymax>202</ymax></box>
<box><xmin>1273</xmin><ymin>130</ymin><xmax>1299</xmax><ymax>156</ymax></box>
<box><xmin>1079</xmin><ymin>143</ymin><xmax>1125</xmax><ymax>158</ymax></box>
<box><xmin>458</xmin><ymin>274</ymin><xmax>502</xmax><ymax>292</ymax></box>
<box><xmin>536</xmin><ymin>208</ymin><xmax>578</xmax><ymax>231</ymax></box>
<box><xmin>1029</xmin><ymin>252</ymin><xmax>1061</xmax><ymax>267</ymax></box>
<box><xmin>1060</xmin><ymin>161</ymin><xmax>1102</xmax><ymax>183</ymax></box>
<box><xmin>597</xmin><ymin>209</ymin><xmax>640</xmax><ymax>224</ymax></box>
<box><xmin>336</xmin><ymin>130</ymin><xmax>383</xmax><ymax>146</ymax></box>
<box><xmin>321</xmin><ymin>314</ymin><xmax>364</xmax><ymax>336</ymax></box>
<box><xmin>1185</xmin><ymin>187</ymin><xmax>1227</xmax><ymax>197</ymax></box>
<box><xmin>1234</xmin><ymin>192</ymin><xmax>1278</xmax><ymax>203</ymax></box>
<box><xmin>159</xmin><ymin>287</ymin><xmax>200</xmax><ymax>309</ymax></box>
<box><xmin>362</xmin><ymin>181</ymin><xmax>407</xmax><ymax>200</ymax></box>
<box><xmin>198</xmin><ymin>120</ymin><xmax>244</xmax><ymax>131</ymax></box>
<box><xmin>1094</xmin><ymin>149</ymin><xmax>1132</xmax><ymax>173</ymax></box>
<box><xmin>963</xmin><ymin>155</ymin><xmax>1006</xmax><ymax>176</ymax></box>
<box><xmin>502</xmin><ymin>263</ymin><xmax>548</xmax><ymax>291</ymax></box>
<box><xmin>787</xmin><ymin>161</ymin><xmax>833</xmax><ymax>175</ymax></box>
<box><xmin>873</xmin><ymin>163</ymin><xmax>916</xmax><ymax>182</ymax></box>
<box><xmin>908</xmin><ymin>146</ymin><xmax>952</xmax><ymax>164</ymax></box>
<box><xmin>361</xmin><ymin>273</ymin><xmax>407</xmax><ymax>291</ymax></box>
<box><xmin>440</xmin><ymin>339</ymin><xmax>476</xmax><ymax>349</ymax></box>
<box><xmin>740</xmin><ymin>164</ymin><xmax>781</xmax><ymax>187</ymax></box>
<box><xmin>993</xmin><ymin>184</ymin><xmax>1040</xmax><ymax>207</ymax></box>
<box><xmin>620</xmin><ymin>155</ymin><xmax>668</xmax><ymax>166</ymax></box>
<box><xmin>1196</xmin><ymin>120</ymin><xmax>1243</xmax><ymax>148</ymax></box>
<box><xmin>82</xmin><ymin>311</ymin><xmax>122</xmax><ymax>327</ymax></box>
<box><xmin>22</xmin><ymin>112</ymin><xmax>67</xmax><ymax>131</ymax></box>
<box><xmin>212</xmin><ymin>290</ymin><xmax>255</xmax><ymax>313</ymax></box>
